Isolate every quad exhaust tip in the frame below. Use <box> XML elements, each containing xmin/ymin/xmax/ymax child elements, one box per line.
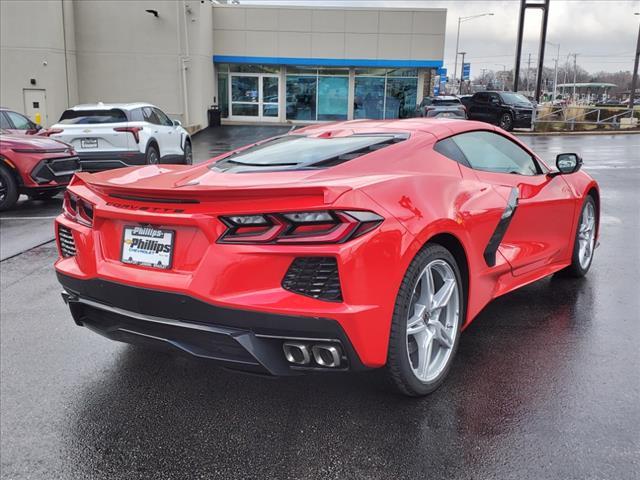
<box><xmin>282</xmin><ymin>342</ymin><xmax>311</xmax><ymax>365</ymax></box>
<box><xmin>282</xmin><ymin>342</ymin><xmax>342</xmax><ymax>368</ymax></box>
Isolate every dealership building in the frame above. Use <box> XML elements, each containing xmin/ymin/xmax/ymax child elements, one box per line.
<box><xmin>0</xmin><ymin>1</ymin><xmax>446</xmax><ymax>130</ymax></box>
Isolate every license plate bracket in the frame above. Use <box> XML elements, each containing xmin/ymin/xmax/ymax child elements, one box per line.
<box><xmin>121</xmin><ymin>225</ymin><xmax>174</xmax><ymax>270</ymax></box>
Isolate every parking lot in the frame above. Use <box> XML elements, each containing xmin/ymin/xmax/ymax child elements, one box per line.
<box><xmin>1</xmin><ymin>129</ymin><xmax>639</xmax><ymax>479</ymax></box>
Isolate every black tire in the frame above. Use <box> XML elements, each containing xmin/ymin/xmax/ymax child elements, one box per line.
<box><xmin>27</xmin><ymin>190</ymin><xmax>59</xmax><ymax>201</ymax></box>
<box><xmin>561</xmin><ymin>196</ymin><xmax>597</xmax><ymax>278</ymax></box>
<box><xmin>498</xmin><ymin>112</ymin><xmax>514</xmax><ymax>131</ymax></box>
<box><xmin>183</xmin><ymin>140</ymin><xmax>193</xmax><ymax>165</ymax></box>
<box><xmin>386</xmin><ymin>244</ymin><xmax>465</xmax><ymax>397</ymax></box>
<box><xmin>146</xmin><ymin>143</ymin><xmax>160</xmax><ymax>165</ymax></box>
<box><xmin>0</xmin><ymin>164</ymin><xmax>19</xmax><ymax>212</ymax></box>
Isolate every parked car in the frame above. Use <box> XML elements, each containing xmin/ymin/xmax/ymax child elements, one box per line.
<box><xmin>460</xmin><ymin>91</ymin><xmax>534</xmax><ymax>130</ymax></box>
<box><xmin>416</xmin><ymin>96</ymin><xmax>467</xmax><ymax>119</ymax></box>
<box><xmin>0</xmin><ymin>129</ymin><xmax>80</xmax><ymax>210</ymax></box>
<box><xmin>55</xmin><ymin>118</ymin><xmax>599</xmax><ymax>397</ymax></box>
<box><xmin>0</xmin><ymin>107</ymin><xmax>41</xmax><ymax>135</ymax></box>
<box><xmin>41</xmin><ymin>103</ymin><xmax>192</xmax><ymax>172</ymax></box>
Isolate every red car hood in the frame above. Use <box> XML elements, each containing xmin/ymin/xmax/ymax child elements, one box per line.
<box><xmin>0</xmin><ymin>133</ymin><xmax>69</xmax><ymax>150</ymax></box>
<box><xmin>77</xmin><ymin>164</ymin><xmax>401</xmax><ymax>204</ymax></box>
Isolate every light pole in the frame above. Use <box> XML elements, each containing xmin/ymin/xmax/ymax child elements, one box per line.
<box><xmin>495</xmin><ymin>64</ymin><xmax>507</xmax><ymax>91</ymax></box>
<box><xmin>546</xmin><ymin>41</ymin><xmax>560</xmax><ymax>102</ymax></box>
<box><xmin>629</xmin><ymin>13</ymin><xmax>640</xmax><ymax>109</ymax></box>
<box><xmin>453</xmin><ymin>13</ymin><xmax>494</xmax><ymax>94</ymax></box>
<box><xmin>458</xmin><ymin>52</ymin><xmax>467</xmax><ymax>94</ymax></box>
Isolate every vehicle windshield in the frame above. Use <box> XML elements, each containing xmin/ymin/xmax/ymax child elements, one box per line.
<box><xmin>212</xmin><ymin>134</ymin><xmax>406</xmax><ymax>172</ymax></box>
<box><xmin>500</xmin><ymin>93</ymin><xmax>531</xmax><ymax>105</ymax></box>
<box><xmin>59</xmin><ymin>109</ymin><xmax>127</xmax><ymax>124</ymax></box>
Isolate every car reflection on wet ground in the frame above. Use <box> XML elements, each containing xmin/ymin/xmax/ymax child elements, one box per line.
<box><xmin>1</xmin><ymin>130</ymin><xmax>638</xmax><ymax>479</ymax></box>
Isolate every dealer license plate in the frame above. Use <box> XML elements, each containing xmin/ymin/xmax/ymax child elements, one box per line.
<box><xmin>121</xmin><ymin>226</ymin><xmax>174</xmax><ymax>269</ymax></box>
<box><xmin>81</xmin><ymin>138</ymin><xmax>98</xmax><ymax>149</ymax></box>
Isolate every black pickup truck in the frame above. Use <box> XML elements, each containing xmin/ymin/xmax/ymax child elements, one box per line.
<box><xmin>460</xmin><ymin>91</ymin><xmax>534</xmax><ymax>131</ymax></box>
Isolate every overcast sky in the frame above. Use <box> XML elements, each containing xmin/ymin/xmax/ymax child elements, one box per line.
<box><xmin>242</xmin><ymin>0</ymin><xmax>640</xmax><ymax>74</ymax></box>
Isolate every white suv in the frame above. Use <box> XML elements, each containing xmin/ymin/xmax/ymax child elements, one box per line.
<box><xmin>44</xmin><ymin>103</ymin><xmax>192</xmax><ymax>172</ymax></box>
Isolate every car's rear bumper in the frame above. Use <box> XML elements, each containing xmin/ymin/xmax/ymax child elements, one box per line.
<box><xmin>57</xmin><ymin>273</ymin><xmax>367</xmax><ymax>376</ymax></box>
<box><xmin>76</xmin><ymin>151</ymin><xmax>146</xmax><ymax>172</ymax></box>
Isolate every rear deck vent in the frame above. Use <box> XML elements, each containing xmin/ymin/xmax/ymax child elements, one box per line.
<box><xmin>58</xmin><ymin>225</ymin><xmax>77</xmax><ymax>257</ymax></box>
<box><xmin>282</xmin><ymin>257</ymin><xmax>342</xmax><ymax>302</ymax></box>
<box><xmin>109</xmin><ymin>193</ymin><xmax>200</xmax><ymax>204</ymax></box>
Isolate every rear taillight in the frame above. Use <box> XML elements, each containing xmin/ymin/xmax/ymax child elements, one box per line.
<box><xmin>218</xmin><ymin>210</ymin><xmax>383</xmax><ymax>244</ymax></box>
<box><xmin>41</xmin><ymin>128</ymin><xmax>64</xmax><ymax>137</ymax></box>
<box><xmin>63</xmin><ymin>191</ymin><xmax>94</xmax><ymax>227</ymax></box>
<box><xmin>114</xmin><ymin>126</ymin><xmax>142</xmax><ymax>143</ymax></box>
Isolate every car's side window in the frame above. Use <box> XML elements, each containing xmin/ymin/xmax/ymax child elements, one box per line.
<box><xmin>488</xmin><ymin>93</ymin><xmax>501</xmax><ymax>105</ymax></box>
<box><xmin>433</xmin><ymin>137</ymin><xmax>470</xmax><ymax>167</ymax></box>
<box><xmin>153</xmin><ymin>108</ymin><xmax>173</xmax><ymax>127</ymax></box>
<box><xmin>450</xmin><ymin>131</ymin><xmax>541</xmax><ymax>176</ymax></box>
<box><xmin>475</xmin><ymin>93</ymin><xmax>489</xmax><ymax>104</ymax></box>
<box><xmin>5</xmin><ymin>111</ymin><xmax>32</xmax><ymax>129</ymax></box>
<box><xmin>142</xmin><ymin>107</ymin><xmax>160</xmax><ymax>125</ymax></box>
<box><xmin>129</xmin><ymin>108</ymin><xmax>144</xmax><ymax>122</ymax></box>
<box><xmin>0</xmin><ymin>112</ymin><xmax>11</xmax><ymax>129</ymax></box>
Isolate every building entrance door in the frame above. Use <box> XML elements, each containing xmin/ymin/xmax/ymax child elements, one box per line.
<box><xmin>229</xmin><ymin>74</ymin><xmax>279</xmax><ymax>122</ymax></box>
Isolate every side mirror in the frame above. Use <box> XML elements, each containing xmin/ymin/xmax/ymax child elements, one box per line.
<box><xmin>555</xmin><ymin>153</ymin><xmax>582</xmax><ymax>174</ymax></box>
<box><xmin>172</xmin><ymin>119</ymin><xmax>182</xmax><ymax>127</ymax></box>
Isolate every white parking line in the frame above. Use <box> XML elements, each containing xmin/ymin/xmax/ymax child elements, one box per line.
<box><xmin>0</xmin><ymin>216</ymin><xmax>58</xmax><ymax>220</ymax></box>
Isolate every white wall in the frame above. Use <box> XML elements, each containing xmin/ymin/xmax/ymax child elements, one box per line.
<box><xmin>212</xmin><ymin>6</ymin><xmax>446</xmax><ymax>62</ymax></box>
<box><xmin>0</xmin><ymin>0</ymin><xmax>78</xmax><ymax>127</ymax></box>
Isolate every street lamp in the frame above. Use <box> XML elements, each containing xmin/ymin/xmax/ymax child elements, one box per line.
<box><xmin>495</xmin><ymin>64</ymin><xmax>507</xmax><ymax>91</ymax></box>
<box><xmin>453</xmin><ymin>13</ymin><xmax>494</xmax><ymax>94</ymax></box>
<box><xmin>546</xmin><ymin>41</ymin><xmax>561</xmax><ymax>102</ymax></box>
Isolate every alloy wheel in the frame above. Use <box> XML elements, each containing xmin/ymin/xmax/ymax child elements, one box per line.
<box><xmin>578</xmin><ymin>202</ymin><xmax>596</xmax><ymax>269</ymax></box>
<box><xmin>406</xmin><ymin>259</ymin><xmax>460</xmax><ymax>383</ymax></box>
<box><xmin>499</xmin><ymin>114</ymin><xmax>512</xmax><ymax>130</ymax></box>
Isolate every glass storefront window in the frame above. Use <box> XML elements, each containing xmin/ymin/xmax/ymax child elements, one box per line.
<box><xmin>354</xmin><ymin>77</ymin><xmax>385</xmax><ymax>119</ymax></box>
<box><xmin>229</xmin><ymin>64</ymin><xmax>279</xmax><ymax>74</ymax></box>
<box><xmin>385</xmin><ymin>77</ymin><xmax>418</xmax><ymax>119</ymax></box>
<box><xmin>317</xmin><ymin>77</ymin><xmax>348</xmax><ymax>121</ymax></box>
<box><xmin>232</xmin><ymin>104</ymin><xmax>259</xmax><ymax>116</ymax></box>
<box><xmin>355</xmin><ymin>68</ymin><xmax>388</xmax><ymax>76</ymax></box>
<box><xmin>286</xmin><ymin>76</ymin><xmax>317</xmax><ymax>120</ymax></box>
<box><xmin>232</xmin><ymin>76</ymin><xmax>259</xmax><ymax>102</ymax></box>
<box><xmin>262</xmin><ymin>77</ymin><xmax>279</xmax><ymax>117</ymax></box>
<box><xmin>387</xmin><ymin>68</ymin><xmax>419</xmax><ymax>77</ymax></box>
<box><xmin>318</xmin><ymin>67</ymin><xmax>350</xmax><ymax>76</ymax></box>
<box><xmin>217</xmin><ymin>72</ymin><xmax>229</xmax><ymax>118</ymax></box>
<box><xmin>287</xmin><ymin>66</ymin><xmax>318</xmax><ymax>75</ymax></box>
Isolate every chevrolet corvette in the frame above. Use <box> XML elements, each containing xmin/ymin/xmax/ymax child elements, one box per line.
<box><xmin>54</xmin><ymin>119</ymin><xmax>599</xmax><ymax>396</ymax></box>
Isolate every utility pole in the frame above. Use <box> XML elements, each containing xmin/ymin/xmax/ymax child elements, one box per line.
<box><xmin>481</xmin><ymin>68</ymin><xmax>487</xmax><ymax>85</ymax></box>
<box><xmin>526</xmin><ymin>53</ymin><xmax>532</xmax><ymax>94</ymax></box>
<box><xmin>572</xmin><ymin>53</ymin><xmax>579</xmax><ymax>101</ymax></box>
<box><xmin>547</xmin><ymin>41</ymin><xmax>560</xmax><ymax>102</ymax></box>
<box><xmin>629</xmin><ymin>13</ymin><xmax>640</xmax><ymax>110</ymax></box>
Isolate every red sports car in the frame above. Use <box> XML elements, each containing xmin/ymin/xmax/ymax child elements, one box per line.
<box><xmin>0</xmin><ymin>129</ymin><xmax>80</xmax><ymax>210</ymax></box>
<box><xmin>54</xmin><ymin>119</ymin><xmax>599</xmax><ymax>396</ymax></box>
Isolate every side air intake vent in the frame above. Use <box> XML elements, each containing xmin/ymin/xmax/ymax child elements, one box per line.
<box><xmin>282</xmin><ymin>257</ymin><xmax>342</xmax><ymax>302</ymax></box>
<box><xmin>58</xmin><ymin>225</ymin><xmax>77</xmax><ymax>257</ymax></box>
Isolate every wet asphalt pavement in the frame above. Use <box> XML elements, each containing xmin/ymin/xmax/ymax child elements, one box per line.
<box><xmin>1</xmin><ymin>130</ymin><xmax>639</xmax><ymax>479</ymax></box>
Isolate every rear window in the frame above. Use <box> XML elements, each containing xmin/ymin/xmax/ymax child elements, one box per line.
<box><xmin>432</xmin><ymin>98</ymin><xmax>461</xmax><ymax>106</ymax></box>
<box><xmin>212</xmin><ymin>134</ymin><xmax>407</xmax><ymax>172</ymax></box>
<box><xmin>59</xmin><ymin>109</ymin><xmax>127</xmax><ymax>124</ymax></box>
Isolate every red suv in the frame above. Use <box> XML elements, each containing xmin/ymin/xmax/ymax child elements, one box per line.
<box><xmin>0</xmin><ymin>129</ymin><xmax>80</xmax><ymax>210</ymax></box>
